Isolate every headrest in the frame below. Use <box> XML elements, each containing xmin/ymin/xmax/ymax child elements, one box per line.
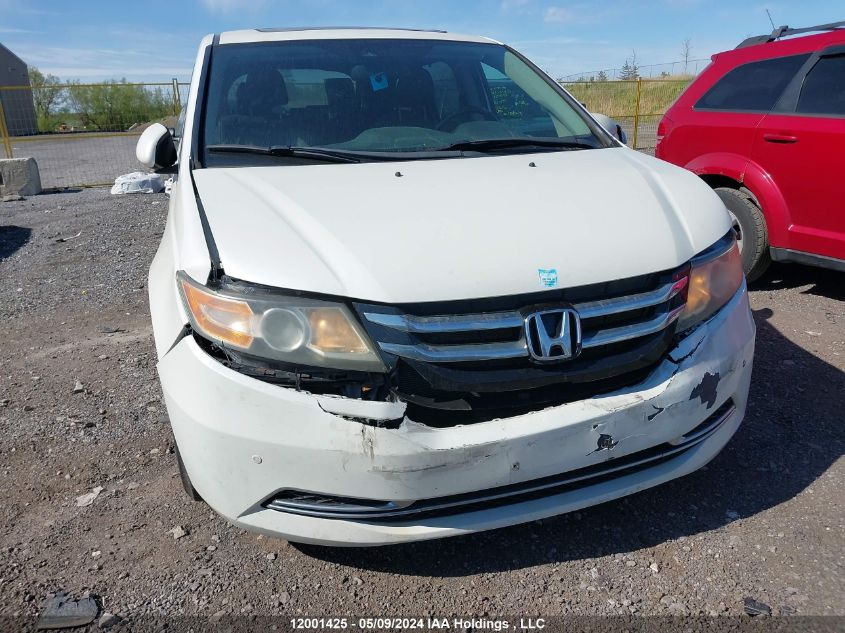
<box><xmin>238</xmin><ymin>67</ymin><xmax>289</xmax><ymax>114</ymax></box>
<box><xmin>393</xmin><ymin>67</ymin><xmax>435</xmax><ymax>103</ymax></box>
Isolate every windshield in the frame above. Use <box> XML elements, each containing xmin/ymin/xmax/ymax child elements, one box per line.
<box><xmin>201</xmin><ymin>38</ymin><xmax>609</xmax><ymax>164</ymax></box>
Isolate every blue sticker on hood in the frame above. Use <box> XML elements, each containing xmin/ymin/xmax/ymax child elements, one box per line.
<box><xmin>538</xmin><ymin>268</ymin><xmax>558</xmax><ymax>288</ymax></box>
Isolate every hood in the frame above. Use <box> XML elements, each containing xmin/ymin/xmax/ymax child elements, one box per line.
<box><xmin>192</xmin><ymin>147</ymin><xmax>730</xmax><ymax>304</ymax></box>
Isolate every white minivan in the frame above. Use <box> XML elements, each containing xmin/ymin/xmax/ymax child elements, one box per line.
<box><xmin>137</xmin><ymin>28</ymin><xmax>755</xmax><ymax>546</ymax></box>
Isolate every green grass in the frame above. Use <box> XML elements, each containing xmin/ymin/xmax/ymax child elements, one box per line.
<box><xmin>563</xmin><ymin>76</ymin><xmax>693</xmax><ymax>119</ymax></box>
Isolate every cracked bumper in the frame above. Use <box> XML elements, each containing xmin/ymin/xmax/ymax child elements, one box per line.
<box><xmin>158</xmin><ymin>288</ymin><xmax>755</xmax><ymax>546</ymax></box>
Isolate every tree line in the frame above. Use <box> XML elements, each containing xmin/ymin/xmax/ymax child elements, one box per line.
<box><xmin>27</xmin><ymin>67</ymin><xmax>178</xmax><ymax>133</ymax></box>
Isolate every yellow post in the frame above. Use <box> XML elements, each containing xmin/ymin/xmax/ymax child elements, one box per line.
<box><xmin>171</xmin><ymin>78</ymin><xmax>181</xmax><ymax>115</ymax></box>
<box><xmin>632</xmin><ymin>77</ymin><xmax>642</xmax><ymax>150</ymax></box>
<box><xmin>0</xmin><ymin>96</ymin><xmax>13</xmax><ymax>159</ymax></box>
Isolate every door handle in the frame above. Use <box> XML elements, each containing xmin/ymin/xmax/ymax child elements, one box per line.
<box><xmin>763</xmin><ymin>133</ymin><xmax>798</xmax><ymax>144</ymax></box>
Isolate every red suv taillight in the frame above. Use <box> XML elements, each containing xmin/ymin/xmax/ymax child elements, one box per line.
<box><xmin>655</xmin><ymin>115</ymin><xmax>673</xmax><ymax>158</ymax></box>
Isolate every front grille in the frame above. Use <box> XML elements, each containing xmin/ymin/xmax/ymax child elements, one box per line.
<box><xmin>264</xmin><ymin>399</ymin><xmax>736</xmax><ymax>521</ymax></box>
<box><xmin>353</xmin><ymin>266</ymin><xmax>690</xmax><ymax>424</ymax></box>
<box><xmin>361</xmin><ymin>274</ymin><xmax>688</xmax><ymax>363</ymax></box>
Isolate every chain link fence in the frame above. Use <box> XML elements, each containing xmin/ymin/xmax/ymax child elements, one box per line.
<box><xmin>0</xmin><ymin>81</ymin><xmax>188</xmax><ymax>189</ymax></box>
<box><xmin>559</xmin><ymin>59</ymin><xmax>709</xmax><ymax>82</ymax></box>
<box><xmin>562</xmin><ymin>78</ymin><xmax>692</xmax><ymax>153</ymax></box>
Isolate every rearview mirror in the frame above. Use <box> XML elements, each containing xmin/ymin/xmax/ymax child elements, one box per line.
<box><xmin>136</xmin><ymin>123</ymin><xmax>177</xmax><ymax>171</ymax></box>
<box><xmin>590</xmin><ymin>113</ymin><xmax>628</xmax><ymax>146</ymax></box>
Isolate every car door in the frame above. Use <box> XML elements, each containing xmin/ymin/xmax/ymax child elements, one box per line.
<box><xmin>670</xmin><ymin>53</ymin><xmax>812</xmax><ymax>170</ymax></box>
<box><xmin>751</xmin><ymin>47</ymin><xmax>845</xmax><ymax>260</ymax></box>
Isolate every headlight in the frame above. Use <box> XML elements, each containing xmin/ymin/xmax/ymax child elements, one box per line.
<box><xmin>177</xmin><ymin>272</ymin><xmax>386</xmax><ymax>372</ymax></box>
<box><xmin>676</xmin><ymin>234</ymin><xmax>744</xmax><ymax>331</ymax></box>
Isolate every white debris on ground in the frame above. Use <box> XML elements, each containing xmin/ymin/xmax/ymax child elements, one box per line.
<box><xmin>75</xmin><ymin>486</ymin><xmax>103</xmax><ymax>507</ymax></box>
<box><xmin>168</xmin><ymin>525</ymin><xmax>188</xmax><ymax>540</ymax></box>
<box><xmin>110</xmin><ymin>172</ymin><xmax>166</xmax><ymax>195</ymax></box>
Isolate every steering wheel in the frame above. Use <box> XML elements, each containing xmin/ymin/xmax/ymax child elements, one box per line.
<box><xmin>436</xmin><ymin>106</ymin><xmax>498</xmax><ymax>131</ymax></box>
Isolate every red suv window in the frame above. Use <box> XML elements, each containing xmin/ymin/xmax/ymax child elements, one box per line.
<box><xmin>796</xmin><ymin>54</ymin><xmax>845</xmax><ymax>115</ymax></box>
<box><xmin>694</xmin><ymin>54</ymin><xmax>810</xmax><ymax>112</ymax></box>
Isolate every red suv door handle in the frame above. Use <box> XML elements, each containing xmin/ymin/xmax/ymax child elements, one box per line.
<box><xmin>763</xmin><ymin>133</ymin><xmax>798</xmax><ymax>144</ymax></box>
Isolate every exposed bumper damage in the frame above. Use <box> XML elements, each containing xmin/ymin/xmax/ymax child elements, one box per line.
<box><xmin>157</xmin><ymin>289</ymin><xmax>754</xmax><ymax>546</ymax></box>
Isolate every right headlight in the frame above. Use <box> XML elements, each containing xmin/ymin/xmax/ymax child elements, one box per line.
<box><xmin>676</xmin><ymin>233</ymin><xmax>744</xmax><ymax>332</ymax></box>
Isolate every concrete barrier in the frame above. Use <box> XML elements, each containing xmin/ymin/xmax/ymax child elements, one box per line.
<box><xmin>1</xmin><ymin>157</ymin><xmax>42</xmax><ymax>198</ymax></box>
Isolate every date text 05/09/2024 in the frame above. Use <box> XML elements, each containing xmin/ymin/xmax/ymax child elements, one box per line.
<box><xmin>290</xmin><ymin>618</ymin><xmax>547</xmax><ymax>630</ymax></box>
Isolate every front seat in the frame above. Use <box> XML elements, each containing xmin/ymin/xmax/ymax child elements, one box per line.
<box><xmin>392</xmin><ymin>68</ymin><xmax>437</xmax><ymax>126</ymax></box>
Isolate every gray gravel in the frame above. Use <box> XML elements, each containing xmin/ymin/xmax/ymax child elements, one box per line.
<box><xmin>0</xmin><ymin>188</ymin><xmax>842</xmax><ymax>624</ymax></box>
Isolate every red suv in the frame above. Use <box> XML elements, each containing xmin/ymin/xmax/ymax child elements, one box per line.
<box><xmin>656</xmin><ymin>21</ymin><xmax>845</xmax><ymax>280</ymax></box>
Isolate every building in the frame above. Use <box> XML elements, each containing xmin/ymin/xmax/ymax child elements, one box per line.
<box><xmin>0</xmin><ymin>43</ymin><xmax>38</xmax><ymax>136</ymax></box>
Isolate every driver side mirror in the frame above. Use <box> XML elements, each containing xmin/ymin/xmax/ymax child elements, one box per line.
<box><xmin>136</xmin><ymin>123</ymin><xmax>177</xmax><ymax>172</ymax></box>
<box><xmin>590</xmin><ymin>113</ymin><xmax>628</xmax><ymax>146</ymax></box>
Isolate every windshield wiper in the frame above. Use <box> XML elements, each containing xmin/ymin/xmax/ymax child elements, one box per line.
<box><xmin>437</xmin><ymin>137</ymin><xmax>595</xmax><ymax>153</ymax></box>
<box><xmin>206</xmin><ymin>144</ymin><xmax>362</xmax><ymax>163</ymax></box>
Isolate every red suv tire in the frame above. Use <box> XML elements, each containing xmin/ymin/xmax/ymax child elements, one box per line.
<box><xmin>714</xmin><ymin>187</ymin><xmax>770</xmax><ymax>281</ymax></box>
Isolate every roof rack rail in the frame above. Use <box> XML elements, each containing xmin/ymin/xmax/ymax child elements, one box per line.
<box><xmin>736</xmin><ymin>20</ymin><xmax>845</xmax><ymax>48</ymax></box>
<box><xmin>255</xmin><ymin>26</ymin><xmax>448</xmax><ymax>34</ymax></box>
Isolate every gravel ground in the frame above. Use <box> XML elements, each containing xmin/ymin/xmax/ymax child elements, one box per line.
<box><xmin>0</xmin><ymin>188</ymin><xmax>842</xmax><ymax>626</ymax></box>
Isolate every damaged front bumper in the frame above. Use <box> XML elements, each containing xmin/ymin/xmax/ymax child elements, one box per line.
<box><xmin>157</xmin><ymin>288</ymin><xmax>755</xmax><ymax>546</ymax></box>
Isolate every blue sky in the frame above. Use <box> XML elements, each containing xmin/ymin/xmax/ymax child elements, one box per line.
<box><xmin>1</xmin><ymin>0</ymin><xmax>842</xmax><ymax>82</ymax></box>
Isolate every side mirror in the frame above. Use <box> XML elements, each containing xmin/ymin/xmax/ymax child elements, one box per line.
<box><xmin>136</xmin><ymin>123</ymin><xmax>177</xmax><ymax>171</ymax></box>
<box><xmin>590</xmin><ymin>113</ymin><xmax>627</xmax><ymax>145</ymax></box>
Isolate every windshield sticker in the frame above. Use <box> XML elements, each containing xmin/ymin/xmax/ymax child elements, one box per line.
<box><xmin>538</xmin><ymin>269</ymin><xmax>558</xmax><ymax>288</ymax></box>
<box><xmin>369</xmin><ymin>72</ymin><xmax>389</xmax><ymax>92</ymax></box>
